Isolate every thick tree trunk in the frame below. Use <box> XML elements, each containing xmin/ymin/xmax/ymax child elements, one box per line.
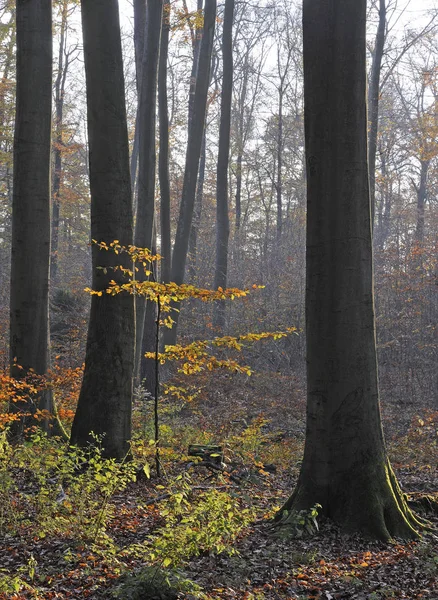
<box><xmin>279</xmin><ymin>0</ymin><xmax>420</xmax><ymax>540</ymax></box>
<box><xmin>163</xmin><ymin>0</ymin><xmax>216</xmax><ymax>348</ymax></box>
<box><xmin>133</xmin><ymin>0</ymin><xmax>163</xmax><ymax>382</ymax></box>
<box><xmin>9</xmin><ymin>0</ymin><xmax>54</xmax><ymax>436</ymax></box>
<box><xmin>213</xmin><ymin>0</ymin><xmax>234</xmax><ymax>332</ymax></box>
<box><xmin>70</xmin><ymin>0</ymin><xmax>134</xmax><ymax>459</ymax></box>
<box><xmin>158</xmin><ymin>0</ymin><xmax>171</xmax><ymax>283</ymax></box>
<box><xmin>368</xmin><ymin>0</ymin><xmax>386</xmax><ymax>228</ymax></box>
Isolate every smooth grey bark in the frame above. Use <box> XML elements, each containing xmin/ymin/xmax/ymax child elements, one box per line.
<box><xmin>368</xmin><ymin>0</ymin><xmax>386</xmax><ymax>228</ymax></box>
<box><xmin>278</xmin><ymin>0</ymin><xmax>420</xmax><ymax>540</ymax></box>
<box><xmin>9</xmin><ymin>0</ymin><xmax>54</xmax><ymax>436</ymax></box>
<box><xmin>69</xmin><ymin>0</ymin><xmax>134</xmax><ymax>459</ymax></box>
<box><xmin>163</xmin><ymin>0</ymin><xmax>217</xmax><ymax>348</ymax></box>
<box><xmin>133</xmin><ymin>0</ymin><xmax>163</xmax><ymax>382</ymax></box>
<box><xmin>213</xmin><ymin>0</ymin><xmax>234</xmax><ymax>332</ymax></box>
<box><xmin>159</xmin><ymin>0</ymin><xmax>171</xmax><ymax>283</ymax></box>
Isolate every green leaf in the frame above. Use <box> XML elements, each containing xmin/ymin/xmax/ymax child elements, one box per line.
<box><xmin>143</xmin><ymin>463</ymin><xmax>151</xmax><ymax>479</ymax></box>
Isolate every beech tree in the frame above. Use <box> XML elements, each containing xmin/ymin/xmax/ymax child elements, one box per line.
<box><xmin>163</xmin><ymin>0</ymin><xmax>217</xmax><ymax>347</ymax></box>
<box><xmin>278</xmin><ymin>0</ymin><xmax>421</xmax><ymax>539</ymax></box>
<box><xmin>9</xmin><ymin>0</ymin><xmax>54</xmax><ymax>435</ymax></box>
<box><xmin>133</xmin><ymin>0</ymin><xmax>163</xmax><ymax>381</ymax></box>
<box><xmin>213</xmin><ymin>0</ymin><xmax>234</xmax><ymax>332</ymax></box>
<box><xmin>69</xmin><ymin>0</ymin><xmax>134</xmax><ymax>459</ymax></box>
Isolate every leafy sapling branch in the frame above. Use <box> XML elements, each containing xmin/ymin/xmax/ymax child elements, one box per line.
<box><xmin>86</xmin><ymin>241</ymin><xmax>297</xmax><ymax>474</ymax></box>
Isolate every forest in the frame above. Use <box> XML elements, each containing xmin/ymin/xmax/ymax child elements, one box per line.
<box><xmin>0</xmin><ymin>0</ymin><xmax>437</xmax><ymax>598</ymax></box>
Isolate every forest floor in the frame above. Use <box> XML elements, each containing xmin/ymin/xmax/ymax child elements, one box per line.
<box><xmin>1</xmin><ymin>371</ymin><xmax>437</xmax><ymax>599</ymax></box>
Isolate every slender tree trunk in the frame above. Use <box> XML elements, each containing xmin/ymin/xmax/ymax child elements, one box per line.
<box><xmin>188</xmin><ymin>128</ymin><xmax>207</xmax><ymax>283</ymax></box>
<box><xmin>213</xmin><ymin>0</ymin><xmax>234</xmax><ymax>332</ymax></box>
<box><xmin>279</xmin><ymin>0</ymin><xmax>420</xmax><ymax>540</ymax></box>
<box><xmin>276</xmin><ymin>87</ymin><xmax>283</xmax><ymax>240</ymax></box>
<box><xmin>415</xmin><ymin>159</ymin><xmax>428</xmax><ymax>246</ymax></box>
<box><xmin>163</xmin><ymin>0</ymin><xmax>217</xmax><ymax>348</ymax></box>
<box><xmin>159</xmin><ymin>0</ymin><xmax>171</xmax><ymax>283</ymax></box>
<box><xmin>51</xmin><ymin>0</ymin><xmax>69</xmax><ymax>285</ymax></box>
<box><xmin>9</xmin><ymin>0</ymin><xmax>54</xmax><ymax>437</ymax></box>
<box><xmin>130</xmin><ymin>0</ymin><xmax>147</xmax><ymax>194</ymax></box>
<box><xmin>188</xmin><ymin>0</ymin><xmax>204</xmax><ymax>125</ymax></box>
<box><xmin>368</xmin><ymin>0</ymin><xmax>386</xmax><ymax>228</ymax></box>
<box><xmin>70</xmin><ymin>0</ymin><xmax>134</xmax><ymax>459</ymax></box>
<box><xmin>134</xmin><ymin>0</ymin><xmax>163</xmax><ymax>382</ymax></box>
<box><xmin>140</xmin><ymin>230</ymin><xmax>157</xmax><ymax>394</ymax></box>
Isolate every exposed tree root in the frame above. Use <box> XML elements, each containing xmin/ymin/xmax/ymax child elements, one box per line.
<box><xmin>406</xmin><ymin>492</ymin><xmax>438</xmax><ymax>516</ymax></box>
<box><xmin>274</xmin><ymin>460</ymin><xmax>435</xmax><ymax>541</ymax></box>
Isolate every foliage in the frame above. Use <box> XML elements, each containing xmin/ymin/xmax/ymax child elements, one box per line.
<box><xmin>0</xmin><ymin>431</ymin><xmax>136</xmax><ymax>543</ymax></box>
<box><xmin>277</xmin><ymin>503</ymin><xmax>322</xmax><ymax>539</ymax></box>
<box><xmin>0</xmin><ymin>363</ymin><xmax>82</xmax><ymax>433</ymax></box>
<box><xmin>112</xmin><ymin>565</ymin><xmax>201</xmax><ymax>600</ymax></box>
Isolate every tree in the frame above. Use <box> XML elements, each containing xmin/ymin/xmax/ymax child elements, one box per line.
<box><xmin>69</xmin><ymin>0</ymin><xmax>134</xmax><ymax>459</ymax></box>
<box><xmin>9</xmin><ymin>0</ymin><xmax>55</xmax><ymax>435</ymax></box>
<box><xmin>163</xmin><ymin>0</ymin><xmax>217</xmax><ymax>347</ymax></box>
<box><xmin>158</xmin><ymin>0</ymin><xmax>172</xmax><ymax>284</ymax></box>
<box><xmin>278</xmin><ymin>0</ymin><xmax>421</xmax><ymax>540</ymax></box>
<box><xmin>213</xmin><ymin>0</ymin><xmax>235</xmax><ymax>332</ymax></box>
<box><xmin>133</xmin><ymin>0</ymin><xmax>163</xmax><ymax>381</ymax></box>
<box><xmin>51</xmin><ymin>0</ymin><xmax>79</xmax><ymax>285</ymax></box>
<box><xmin>368</xmin><ymin>0</ymin><xmax>386</xmax><ymax>227</ymax></box>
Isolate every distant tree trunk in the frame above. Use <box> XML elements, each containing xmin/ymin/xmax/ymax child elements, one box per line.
<box><xmin>188</xmin><ymin>129</ymin><xmax>207</xmax><ymax>283</ymax></box>
<box><xmin>368</xmin><ymin>0</ymin><xmax>386</xmax><ymax>228</ymax></box>
<box><xmin>9</xmin><ymin>0</ymin><xmax>54</xmax><ymax>437</ymax></box>
<box><xmin>213</xmin><ymin>0</ymin><xmax>234</xmax><ymax>332</ymax></box>
<box><xmin>188</xmin><ymin>0</ymin><xmax>204</xmax><ymax>124</ymax></box>
<box><xmin>51</xmin><ymin>0</ymin><xmax>70</xmax><ymax>285</ymax></box>
<box><xmin>186</xmin><ymin>0</ymin><xmax>206</xmax><ymax>283</ymax></box>
<box><xmin>276</xmin><ymin>86</ymin><xmax>283</xmax><ymax>240</ymax></box>
<box><xmin>279</xmin><ymin>0</ymin><xmax>420</xmax><ymax>540</ymax></box>
<box><xmin>70</xmin><ymin>0</ymin><xmax>134</xmax><ymax>459</ymax></box>
<box><xmin>414</xmin><ymin>159</ymin><xmax>428</xmax><ymax>246</ymax></box>
<box><xmin>140</xmin><ymin>229</ymin><xmax>157</xmax><ymax>394</ymax></box>
<box><xmin>130</xmin><ymin>0</ymin><xmax>147</xmax><ymax>194</ymax></box>
<box><xmin>159</xmin><ymin>0</ymin><xmax>171</xmax><ymax>283</ymax></box>
<box><xmin>133</xmin><ymin>0</ymin><xmax>163</xmax><ymax>382</ymax></box>
<box><xmin>163</xmin><ymin>0</ymin><xmax>217</xmax><ymax>348</ymax></box>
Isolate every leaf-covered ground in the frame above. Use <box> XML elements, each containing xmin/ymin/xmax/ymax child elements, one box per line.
<box><xmin>1</xmin><ymin>372</ymin><xmax>437</xmax><ymax>599</ymax></box>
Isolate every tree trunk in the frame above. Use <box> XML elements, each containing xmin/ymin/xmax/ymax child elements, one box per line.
<box><xmin>276</xmin><ymin>87</ymin><xmax>283</xmax><ymax>240</ymax></box>
<box><xmin>414</xmin><ymin>159</ymin><xmax>428</xmax><ymax>246</ymax></box>
<box><xmin>188</xmin><ymin>129</ymin><xmax>207</xmax><ymax>283</ymax></box>
<box><xmin>158</xmin><ymin>0</ymin><xmax>171</xmax><ymax>283</ymax></box>
<box><xmin>163</xmin><ymin>0</ymin><xmax>217</xmax><ymax>348</ymax></box>
<box><xmin>130</xmin><ymin>0</ymin><xmax>147</xmax><ymax>194</ymax></box>
<box><xmin>51</xmin><ymin>0</ymin><xmax>69</xmax><ymax>285</ymax></box>
<box><xmin>70</xmin><ymin>0</ymin><xmax>134</xmax><ymax>459</ymax></box>
<box><xmin>9</xmin><ymin>0</ymin><xmax>54</xmax><ymax>436</ymax></box>
<box><xmin>368</xmin><ymin>0</ymin><xmax>386</xmax><ymax>228</ymax></box>
<box><xmin>133</xmin><ymin>0</ymin><xmax>163</xmax><ymax>382</ymax></box>
<box><xmin>140</xmin><ymin>232</ymin><xmax>158</xmax><ymax>394</ymax></box>
<box><xmin>213</xmin><ymin>0</ymin><xmax>234</xmax><ymax>332</ymax></box>
<box><xmin>279</xmin><ymin>0</ymin><xmax>420</xmax><ymax>540</ymax></box>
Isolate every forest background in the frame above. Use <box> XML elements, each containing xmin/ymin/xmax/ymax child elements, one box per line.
<box><xmin>0</xmin><ymin>0</ymin><xmax>437</xmax><ymax>598</ymax></box>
